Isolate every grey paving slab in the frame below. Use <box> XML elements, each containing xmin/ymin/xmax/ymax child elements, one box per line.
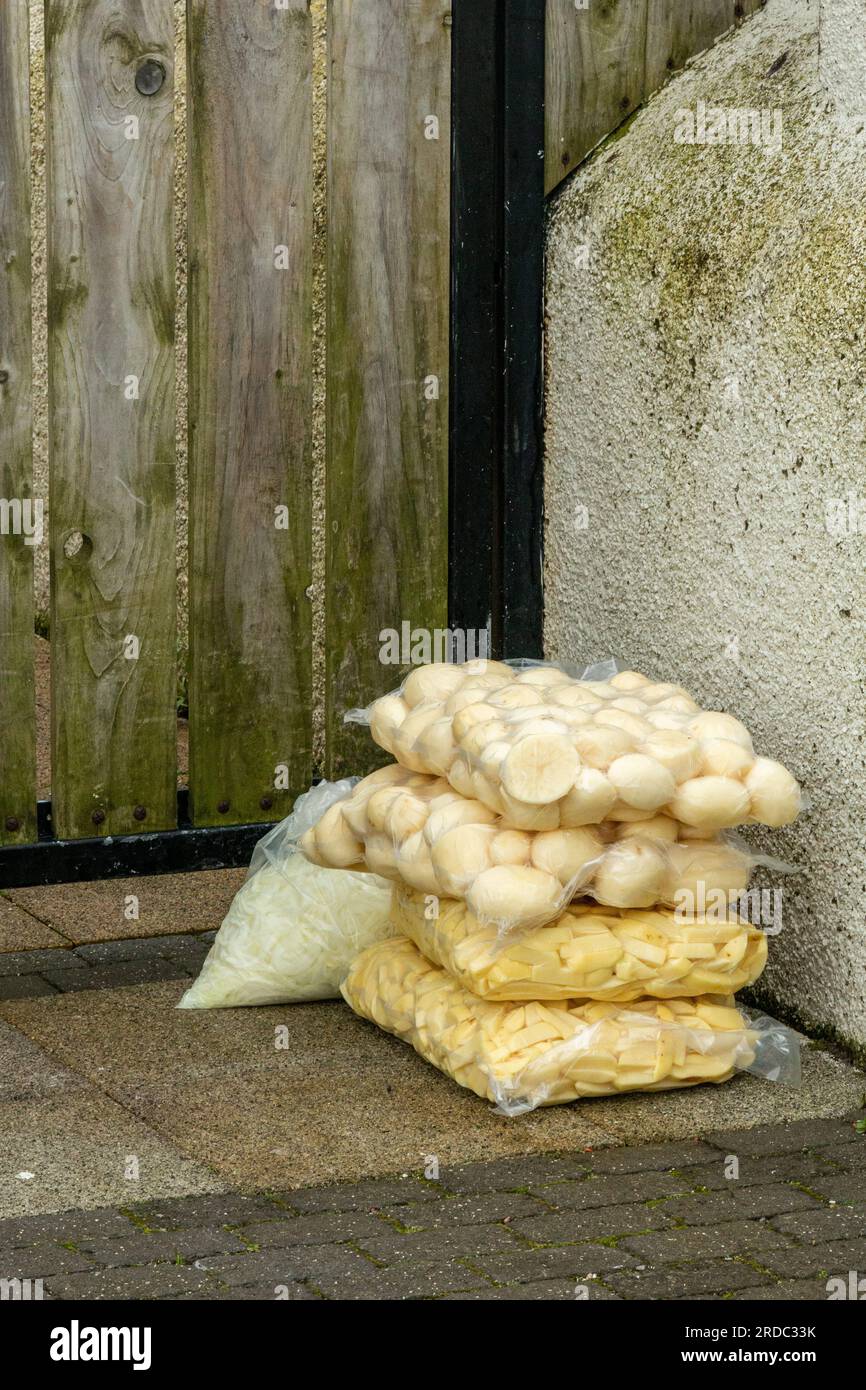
<box><xmin>0</xmin><ymin>1090</ymin><xmax>226</xmax><ymax>1219</ymax></box>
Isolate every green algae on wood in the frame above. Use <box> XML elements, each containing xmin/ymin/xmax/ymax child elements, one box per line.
<box><xmin>46</xmin><ymin>0</ymin><xmax>177</xmax><ymax>839</ymax></box>
<box><xmin>0</xmin><ymin>2</ymin><xmax>36</xmax><ymax>844</ymax></box>
<box><xmin>186</xmin><ymin>0</ymin><xmax>314</xmax><ymax>826</ymax></box>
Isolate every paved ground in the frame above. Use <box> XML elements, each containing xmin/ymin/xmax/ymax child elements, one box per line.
<box><xmin>0</xmin><ymin>931</ymin><xmax>217</xmax><ymax>1000</ymax></box>
<box><xmin>0</xmin><ymin>871</ymin><xmax>243</xmax><ymax>952</ymax></box>
<box><xmin>2</xmin><ymin>1116</ymin><xmax>864</xmax><ymax>1300</ymax></box>
<box><xmin>1</xmin><ymin>869</ymin><xmax>864</xmax><ymax>1300</ymax></box>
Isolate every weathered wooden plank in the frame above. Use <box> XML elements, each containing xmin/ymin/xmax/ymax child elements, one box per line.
<box><xmin>187</xmin><ymin>0</ymin><xmax>313</xmax><ymax>826</ymax></box>
<box><xmin>0</xmin><ymin>1</ymin><xmax>36</xmax><ymax>846</ymax></box>
<box><xmin>645</xmin><ymin>0</ymin><xmax>765</xmax><ymax>94</ymax></box>
<box><xmin>326</xmin><ymin>0</ymin><xmax>451</xmax><ymax>778</ymax></box>
<box><xmin>545</xmin><ymin>0</ymin><xmax>767</xmax><ymax>195</ymax></box>
<box><xmin>545</xmin><ymin>0</ymin><xmax>649</xmax><ymax>195</ymax></box>
<box><xmin>46</xmin><ymin>0</ymin><xmax>177</xmax><ymax>838</ymax></box>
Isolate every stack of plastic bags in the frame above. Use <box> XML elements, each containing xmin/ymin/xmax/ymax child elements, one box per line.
<box><xmin>300</xmin><ymin>659</ymin><xmax>802</xmax><ymax>1112</ymax></box>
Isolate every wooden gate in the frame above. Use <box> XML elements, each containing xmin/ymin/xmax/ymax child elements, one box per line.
<box><xmin>0</xmin><ymin>0</ymin><xmax>762</xmax><ymax>878</ymax></box>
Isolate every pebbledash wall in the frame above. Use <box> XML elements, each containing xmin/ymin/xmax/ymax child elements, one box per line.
<box><xmin>544</xmin><ymin>0</ymin><xmax>866</xmax><ymax>1055</ymax></box>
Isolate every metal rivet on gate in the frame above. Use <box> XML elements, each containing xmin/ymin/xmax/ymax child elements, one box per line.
<box><xmin>259</xmin><ymin>796</ymin><xmax>273</xmax><ymax>810</ymax></box>
<box><xmin>217</xmin><ymin>800</ymin><xmax>230</xmax><ymax>814</ymax></box>
<box><xmin>91</xmin><ymin>809</ymin><xmax>106</xmax><ymax>826</ymax></box>
<box><xmin>133</xmin><ymin>805</ymin><xmax>147</xmax><ymax>821</ymax></box>
<box><xmin>135</xmin><ymin>59</ymin><xmax>166</xmax><ymax>96</ymax></box>
<box><xmin>4</xmin><ymin>816</ymin><xmax>20</xmax><ymax>832</ymax></box>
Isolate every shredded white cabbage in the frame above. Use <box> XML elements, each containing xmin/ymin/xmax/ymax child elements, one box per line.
<box><xmin>178</xmin><ymin>854</ymin><xmax>393</xmax><ymax>1009</ymax></box>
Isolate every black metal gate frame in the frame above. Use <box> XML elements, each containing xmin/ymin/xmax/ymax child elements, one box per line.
<box><xmin>0</xmin><ymin>0</ymin><xmax>546</xmax><ymax>889</ymax></box>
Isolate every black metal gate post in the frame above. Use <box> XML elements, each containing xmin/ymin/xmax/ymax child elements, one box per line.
<box><xmin>449</xmin><ymin>0</ymin><xmax>546</xmax><ymax>659</ymax></box>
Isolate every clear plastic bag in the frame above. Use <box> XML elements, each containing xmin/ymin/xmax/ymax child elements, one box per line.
<box><xmin>297</xmin><ymin>764</ymin><xmax>791</xmax><ymax>932</ymax></box>
<box><xmin>341</xmin><ymin>937</ymin><xmax>801</xmax><ymax>1114</ymax></box>
<box><xmin>344</xmin><ymin>659</ymin><xmax>801</xmax><ymax>833</ymax></box>
<box><xmin>390</xmin><ymin>884</ymin><xmax>769</xmax><ymax>1002</ymax></box>
<box><xmin>178</xmin><ymin>780</ymin><xmax>393</xmax><ymax>1009</ymax></box>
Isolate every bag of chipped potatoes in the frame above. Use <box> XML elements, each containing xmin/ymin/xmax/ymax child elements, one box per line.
<box><xmin>341</xmin><ymin>937</ymin><xmax>800</xmax><ymax>1114</ymax></box>
<box><xmin>298</xmin><ymin>762</ymin><xmax>771</xmax><ymax>932</ymax></box>
<box><xmin>389</xmin><ymin>883</ymin><xmax>768</xmax><ymax>1002</ymax></box>
<box><xmin>345</xmin><ymin>659</ymin><xmax>801</xmax><ymax>835</ymax></box>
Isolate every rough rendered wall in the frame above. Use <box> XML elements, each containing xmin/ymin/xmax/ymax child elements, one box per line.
<box><xmin>544</xmin><ymin>0</ymin><xmax>866</xmax><ymax>1052</ymax></box>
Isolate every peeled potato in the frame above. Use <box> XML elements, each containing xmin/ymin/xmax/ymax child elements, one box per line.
<box><xmin>670</xmin><ymin>775</ymin><xmax>751</xmax><ymax>830</ymax></box>
<box><xmin>594</xmin><ymin>709</ymin><xmax>652</xmax><ymax>740</ymax></box>
<box><xmin>490</xmin><ymin>829</ymin><xmax>533</xmax><ymax>866</ymax></box>
<box><xmin>298</xmin><ymin>825</ymin><xmax>326</xmax><ymax>866</ymax></box>
<box><xmin>461</xmin><ymin>658</ymin><xmax>514</xmax><ymax>682</ymax></box>
<box><xmin>414</xmin><ymin>717</ymin><xmax>458</xmax><ymax>776</ymax></box>
<box><xmin>366</xmin><ymin>785</ymin><xmax>405</xmax><ymax>831</ymax></box>
<box><xmin>359</xmin><ymin>764</ymin><xmax>414</xmax><ymax>792</ymax></box>
<box><xmin>363</xmin><ymin>832</ymin><xmax>401</xmax><ymax>879</ymax></box>
<box><xmin>530</xmin><ymin>827</ymin><xmax>604</xmax><ymax>886</ymax></box>
<box><xmin>397</xmin><ymin>831</ymin><xmax>441</xmax><ymax>895</ymax></box>
<box><xmin>607</xmin><ymin>754</ymin><xmax>676</xmax><ymax>811</ymax></box>
<box><xmin>745</xmin><ymin>757</ymin><xmax>801</xmax><ymax>827</ymax></box>
<box><xmin>641</xmin><ymin>682</ymin><xmax>690</xmax><ymax>704</ymax></box>
<box><xmin>514</xmin><ymin>665</ymin><xmax>570</xmax><ymax>687</ymax></box>
<box><xmin>470</xmin><ymin>771</ymin><xmax>507</xmax><ymax>814</ymax></box>
<box><xmin>639</xmin><ymin>731</ymin><xmax>702</xmax><ymax>782</ymax></box>
<box><xmin>424</xmin><ymin>797</ymin><xmax>496</xmax><ymax>846</ymax></box>
<box><xmin>689</xmin><ymin>711</ymin><xmax>753</xmax><ymax>750</ymax></box>
<box><xmin>393</xmin><ymin>704</ymin><xmax>442</xmax><ymax>771</ymax></box>
<box><xmin>556</xmin><ymin>708</ymin><xmax>593</xmax><ymax>729</ymax></box>
<box><xmin>384</xmin><ymin>791</ymin><xmax>429</xmax><ymax>843</ymax></box>
<box><xmin>664</xmin><ymin>840</ymin><xmax>751</xmax><ymax>904</ymax></box>
<box><xmin>591</xmin><ymin>840</ymin><xmax>667</xmax><ymax>908</ymax></box>
<box><xmin>654</xmin><ymin>694</ymin><xmax>700</xmax><ymax>714</ymax></box>
<box><xmin>452</xmin><ymin>702</ymin><xmax>497</xmax><ymax>741</ymax></box>
<box><xmin>501</xmin><ymin>733</ymin><xmax>579</xmax><ymax>804</ymax></box>
<box><xmin>606</xmin><ymin>801</ymin><xmax>661</xmax><ymax>822</ymax></box>
<box><xmin>558</xmin><ymin>768</ymin><xmax>617</xmax><ymax>826</ymax></box>
<box><xmin>431</xmin><ymin>824</ymin><xmax>495</xmax><ymax>895</ymax></box>
<box><xmin>402</xmin><ymin>662</ymin><xmax>465</xmax><ymax>707</ymax></box>
<box><xmin>615</xmin><ymin>814</ymin><xmax>679</xmax><ymax>844</ymax></box>
<box><xmin>699</xmin><ymin>738</ymin><xmax>754</xmax><ymax>779</ymax></box>
<box><xmin>369</xmin><ymin>694</ymin><xmax>408</xmax><ymax>753</ymax></box>
<box><xmin>550</xmin><ymin>685</ymin><xmax>602</xmax><ymax>711</ymax></box>
<box><xmin>446</xmin><ymin>685</ymin><xmax>495</xmax><ymax>716</ymax></box>
<box><xmin>479</xmin><ymin>739</ymin><xmax>511</xmax><ymax>774</ymax></box>
<box><xmin>467</xmin><ymin>863</ymin><xmax>562</xmax><ymax>927</ymax></box>
<box><xmin>609</xmin><ymin>696</ymin><xmax>649</xmax><ymax>714</ymax></box>
<box><xmin>645</xmin><ymin>710</ymin><xmax>691</xmax><ymax>732</ymax></box>
<box><xmin>487</xmin><ymin>684</ymin><xmax>545</xmax><ymax>709</ymax></box>
<box><xmin>572</xmin><ymin>724</ymin><xmax>631</xmax><ymax>770</ymax></box>
<box><xmin>447</xmin><ymin>756</ymin><xmax>475</xmax><ymax>799</ymax></box>
<box><xmin>498</xmin><ymin>789</ymin><xmax>561</xmax><ymax>831</ymax></box>
<box><xmin>460</xmin><ymin>719</ymin><xmax>509</xmax><ymax>759</ymax></box>
<box><xmin>609</xmin><ymin>670</ymin><xmax>652</xmax><ymax>692</ymax></box>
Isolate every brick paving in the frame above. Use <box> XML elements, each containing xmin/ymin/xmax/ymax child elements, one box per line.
<box><xmin>1</xmin><ymin>1115</ymin><xmax>863</xmax><ymax>1300</ymax></box>
<box><xmin>0</xmin><ymin>932</ymin><xmax>216</xmax><ymax>1000</ymax></box>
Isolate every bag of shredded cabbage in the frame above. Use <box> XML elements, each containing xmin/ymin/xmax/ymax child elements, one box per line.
<box><xmin>178</xmin><ymin>781</ymin><xmax>393</xmax><ymax>1008</ymax></box>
